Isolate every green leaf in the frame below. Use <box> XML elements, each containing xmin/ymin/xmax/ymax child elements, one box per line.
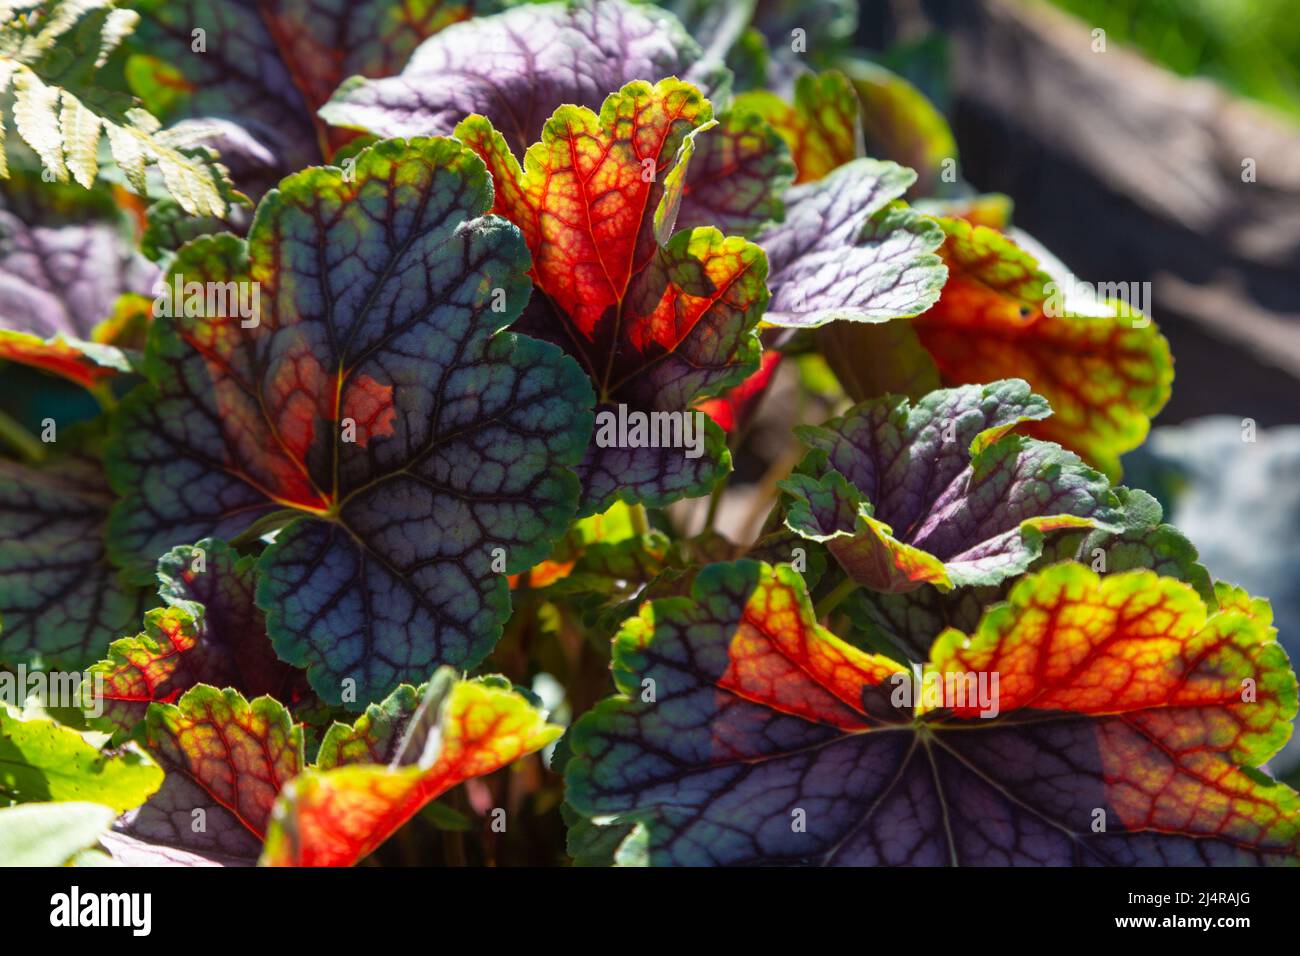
<box><xmin>0</xmin><ymin>706</ymin><xmax>162</xmax><ymax>811</ymax></box>
<box><xmin>0</xmin><ymin>800</ymin><xmax>116</xmax><ymax>865</ymax></box>
<box><xmin>140</xmin><ymin>194</ymin><xmax>251</xmax><ymax>262</ymax></box>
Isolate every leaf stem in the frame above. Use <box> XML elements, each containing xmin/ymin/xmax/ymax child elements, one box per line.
<box><xmin>89</xmin><ymin>382</ymin><xmax>118</xmax><ymax>414</ymax></box>
<box><xmin>629</xmin><ymin>502</ymin><xmax>650</xmax><ymax>537</ymax></box>
<box><xmin>814</xmin><ymin>576</ymin><xmax>860</xmax><ymax>621</ymax></box>
<box><xmin>0</xmin><ymin>408</ymin><xmax>47</xmax><ymax>463</ymax></box>
<box><xmin>228</xmin><ymin>508</ymin><xmax>302</xmax><ymax>547</ymax></box>
<box><xmin>702</xmin><ymin>477</ymin><xmax>726</xmax><ymax>534</ymax></box>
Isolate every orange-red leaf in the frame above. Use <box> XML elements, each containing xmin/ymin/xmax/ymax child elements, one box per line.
<box><xmin>261</xmin><ymin>673</ymin><xmax>561</xmax><ymax>865</ymax></box>
<box><xmin>912</xmin><ymin>219</ymin><xmax>1173</xmax><ymax>477</ymax></box>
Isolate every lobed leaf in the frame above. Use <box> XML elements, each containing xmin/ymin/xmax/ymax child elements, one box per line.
<box><xmin>756</xmin><ymin>159</ymin><xmax>947</xmax><ymax>328</ymax></box>
<box><xmin>779</xmin><ymin>380</ymin><xmax>1126</xmax><ymax>593</ymax></box>
<box><xmin>321</xmin><ymin>0</ymin><xmax>711</xmax><ymax>157</ymax></box>
<box><xmin>455</xmin><ymin>78</ymin><xmax>768</xmax><ymax>514</ymax></box>
<box><xmin>105</xmin><ymin>684</ymin><xmax>299</xmax><ymax>865</ymax></box>
<box><xmin>105</xmin><ymin>137</ymin><xmax>594</xmax><ymax>707</ymax></box>
<box><xmin>147</xmin><ymin>686</ymin><xmax>301</xmax><ymax>837</ymax></box>
<box><xmin>910</xmin><ymin>219</ymin><xmax>1173</xmax><ymax>478</ymax></box>
<box><xmin>106</xmin><ymin>669</ymin><xmax>558</xmax><ymax>866</ymax></box>
<box><xmin>845</xmin><ymin>487</ymin><xmax>1218</xmax><ymax>662</ymax></box>
<box><xmin>91</xmin><ymin>539</ymin><xmax>309</xmax><ymax>732</ymax></box>
<box><xmin>127</xmin><ymin>0</ymin><xmax>469</xmax><ymax>187</ymax></box>
<box><xmin>262</xmin><ymin>669</ymin><xmax>562</xmax><ymax>865</ymax></box>
<box><xmin>322</xmin><ymin>0</ymin><xmax>799</xmax><ymax>242</ymax></box>
<box><xmin>566</xmin><ymin>560</ymin><xmax>1300</xmax><ymax>865</ymax></box>
<box><xmin>674</xmin><ymin>105</ymin><xmax>794</xmax><ymax>239</ymax></box>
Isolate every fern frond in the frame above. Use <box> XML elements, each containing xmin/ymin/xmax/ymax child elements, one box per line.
<box><xmin>0</xmin><ymin>0</ymin><xmax>230</xmax><ymax>216</ymax></box>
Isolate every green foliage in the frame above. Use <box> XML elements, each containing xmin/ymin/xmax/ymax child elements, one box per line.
<box><xmin>1051</xmin><ymin>0</ymin><xmax>1300</xmax><ymax>116</ymax></box>
<box><xmin>0</xmin><ymin>705</ymin><xmax>162</xmax><ymax>810</ymax></box>
<box><xmin>0</xmin><ymin>0</ymin><xmax>231</xmax><ymax>213</ymax></box>
<box><xmin>0</xmin><ymin>800</ymin><xmax>116</xmax><ymax>864</ymax></box>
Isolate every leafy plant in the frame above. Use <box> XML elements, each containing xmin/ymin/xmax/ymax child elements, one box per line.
<box><xmin>0</xmin><ymin>164</ymin><xmax>156</xmax><ymax>392</ymax></box>
<box><xmin>0</xmin><ymin>0</ymin><xmax>1295</xmax><ymax>869</ymax></box>
<box><xmin>0</xmin><ymin>0</ymin><xmax>231</xmax><ymax>214</ymax></box>
<box><xmin>566</xmin><ymin>561</ymin><xmax>1299</xmax><ymax>865</ymax></box>
<box><xmin>105</xmin><ymin>136</ymin><xmax>593</xmax><ymax>706</ymax></box>
<box><xmin>779</xmin><ymin>379</ymin><xmax>1124</xmax><ymax>593</ymax></box>
<box><xmin>124</xmin><ymin>0</ymin><xmax>475</xmax><ymax>193</ymax></box>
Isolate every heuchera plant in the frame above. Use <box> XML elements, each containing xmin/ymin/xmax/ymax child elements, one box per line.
<box><xmin>0</xmin><ymin>0</ymin><xmax>1296</xmax><ymax>868</ymax></box>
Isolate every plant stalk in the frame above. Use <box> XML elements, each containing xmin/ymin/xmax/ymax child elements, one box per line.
<box><xmin>0</xmin><ymin>409</ymin><xmax>46</xmax><ymax>463</ymax></box>
<box><xmin>228</xmin><ymin>508</ymin><xmax>302</xmax><ymax>547</ymax></box>
<box><xmin>814</xmin><ymin>575</ymin><xmax>860</xmax><ymax>621</ymax></box>
<box><xmin>629</xmin><ymin>502</ymin><xmax>650</xmax><ymax>537</ymax></box>
<box><xmin>702</xmin><ymin>477</ymin><xmax>726</xmax><ymax>534</ymax></box>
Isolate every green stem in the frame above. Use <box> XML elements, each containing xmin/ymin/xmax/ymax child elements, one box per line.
<box><xmin>629</xmin><ymin>502</ymin><xmax>650</xmax><ymax>537</ymax></box>
<box><xmin>702</xmin><ymin>477</ymin><xmax>726</xmax><ymax>534</ymax></box>
<box><xmin>0</xmin><ymin>408</ymin><xmax>46</xmax><ymax>463</ymax></box>
<box><xmin>814</xmin><ymin>576</ymin><xmax>860</xmax><ymax>621</ymax></box>
<box><xmin>89</xmin><ymin>382</ymin><xmax>118</xmax><ymax>414</ymax></box>
<box><xmin>228</xmin><ymin>508</ymin><xmax>302</xmax><ymax>547</ymax></box>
